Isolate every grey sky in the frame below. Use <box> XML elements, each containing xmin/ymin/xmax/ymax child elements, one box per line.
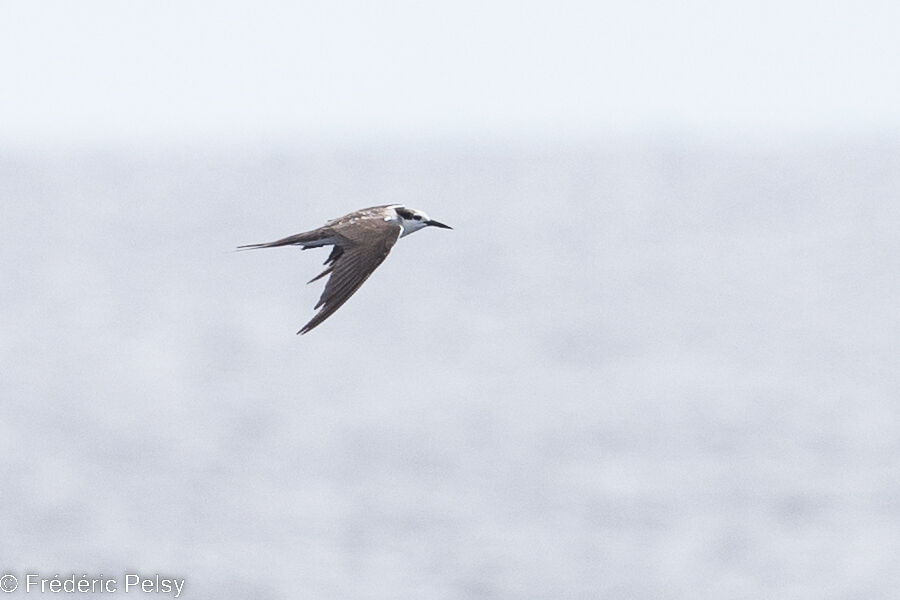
<box><xmin>3</xmin><ymin>0</ymin><xmax>899</xmax><ymax>144</ymax></box>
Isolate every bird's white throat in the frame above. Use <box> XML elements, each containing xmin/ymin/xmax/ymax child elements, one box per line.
<box><xmin>387</xmin><ymin>205</ymin><xmax>432</xmax><ymax>237</ymax></box>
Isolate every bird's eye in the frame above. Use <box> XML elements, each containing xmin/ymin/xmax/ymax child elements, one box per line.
<box><xmin>413</xmin><ymin>215</ymin><xmax>422</xmax><ymax>220</ymax></box>
<box><xmin>396</xmin><ymin>207</ymin><xmax>415</xmax><ymax>219</ymax></box>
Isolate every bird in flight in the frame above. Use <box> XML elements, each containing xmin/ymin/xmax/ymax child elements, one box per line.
<box><xmin>239</xmin><ymin>204</ymin><xmax>452</xmax><ymax>334</ymax></box>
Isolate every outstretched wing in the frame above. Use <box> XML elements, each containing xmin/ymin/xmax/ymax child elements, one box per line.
<box><xmin>298</xmin><ymin>221</ymin><xmax>402</xmax><ymax>334</ymax></box>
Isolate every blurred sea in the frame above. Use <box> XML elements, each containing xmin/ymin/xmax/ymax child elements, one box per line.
<box><xmin>1</xmin><ymin>138</ymin><xmax>898</xmax><ymax>599</ymax></box>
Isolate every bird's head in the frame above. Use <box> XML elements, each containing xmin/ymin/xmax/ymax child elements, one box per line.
<box><xmin>392</xmin><ymin>205</ymin><xmax>453</xmax><ymax>237</ymax></box>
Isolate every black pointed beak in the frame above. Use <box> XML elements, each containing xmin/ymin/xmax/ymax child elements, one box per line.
<box><xmin>427</xmin><ymin>220</ymin><xmax>453</xmax><ymax>230</ymax></box>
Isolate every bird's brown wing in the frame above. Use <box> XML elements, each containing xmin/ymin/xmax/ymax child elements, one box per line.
<box><xmin>298</xmin><ymin>221</ymin><xmax>402</xmax><ymax>334</ymax></box>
